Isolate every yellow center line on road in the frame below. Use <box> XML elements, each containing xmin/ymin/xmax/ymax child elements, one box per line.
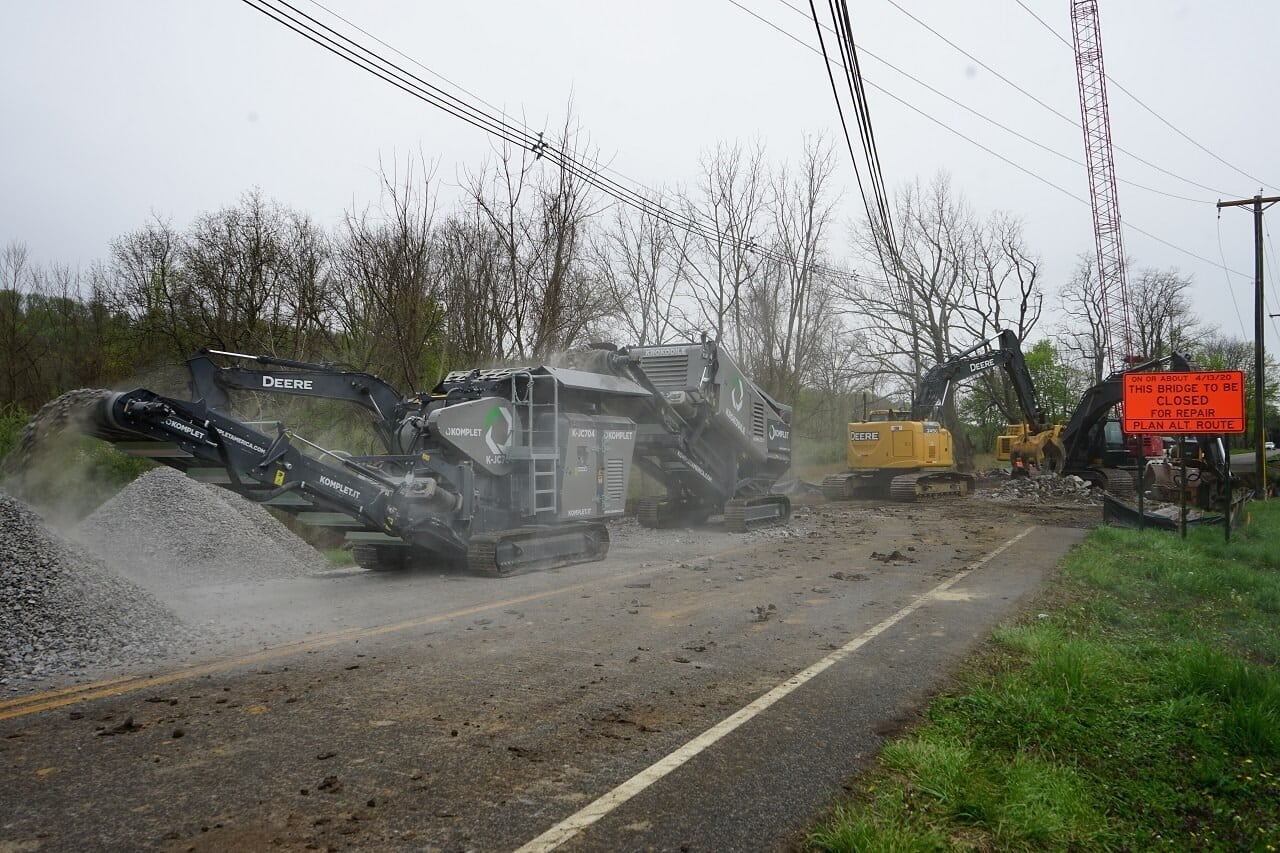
<box><xmin>515</xmin><ymin>526</ymin><xmax>1039</xmax><ymax>853</ymax></box>
<box><xmin>0</xmin><ymin>540</ymin><xmax>762</xmax><ymax>722</ymax></box>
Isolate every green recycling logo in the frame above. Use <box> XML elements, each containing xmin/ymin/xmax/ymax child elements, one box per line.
<box><xmin>730</xmin><ymin>376</ymin><xmax>745</xmax><ymax>411</ymax></box>
<box><xmin>484</xmin><ymin>405</ymin><xmax>514</xmax><ymax>456</ymax></box>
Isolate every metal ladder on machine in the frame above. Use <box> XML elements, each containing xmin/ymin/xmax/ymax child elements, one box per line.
<box><xmin>507</xmin><ymin>371</ymin><xmax>560</xmax><ymax>517</ymax></box>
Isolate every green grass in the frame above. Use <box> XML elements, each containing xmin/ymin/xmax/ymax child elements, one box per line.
<box><xmin>320</xmin><ymin>547</ymin><xmax>355</xmax><ymax>567</ymax></box>
<box><xmin>806</xmin><ymin>501</ymin><xmax>1280</xmax><ymax>852</ymax></box>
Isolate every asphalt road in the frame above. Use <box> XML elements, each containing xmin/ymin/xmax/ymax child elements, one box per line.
<box><xmin>0</xmin><ymin>497</ymin><xmax>1091</xmax><ymax>852</ymax></box>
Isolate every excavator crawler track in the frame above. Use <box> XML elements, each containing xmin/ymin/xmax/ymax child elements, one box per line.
<box><xmin>888</xmin><ymin>471</ymin><xmax>976</xmax><ymax>502</ymax></box>
<box><xmin>1098</xmin><ymin>467</ymin><xmax>1135</xmax><ymax>497</ymax></box>
<box><xmin>821</xmin><ymin>474</ymin><xmax>857</xmax><ymax>501</ymax></box>
<box><xmin>724</xmin><ymin>495</ymin><xmax>791</xmax><ymax>533</ymax></box>
<box><xmin>465</xmin><ymin>523</ymin><xmax>610</xmax><ymax>577</ymax></box>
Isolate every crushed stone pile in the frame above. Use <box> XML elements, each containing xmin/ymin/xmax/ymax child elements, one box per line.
<box><xmin>979</xmin><ymin>473</ymin><xmax>1102</xmax><ymax>505</ymax></box>
<box><xmin>75</xmin><ymin>467</ymin><xmax>330</xmax><ymax>588</ymax></box>
<box><xmin>1</xmin><ymin>489</ymin><xmax>195</xmax><ymax>685</ymax></box>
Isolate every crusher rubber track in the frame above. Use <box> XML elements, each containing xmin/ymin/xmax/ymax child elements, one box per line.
<box><xmin>351</xmin><ymin>543</ymin><xmax>415</xmax><ymax>572</ymax></box>
<box><xmin>465</xmin><ymin>523</ymin><xmax>610</xmax><ymax>577</ymax></box>
<box><xmin>887</xmin><ymin>471</ymin><xmax>977</xmax><ymax>502</ymax></box>
<box><xmin>724</xmin><ymin>495</ymin><xmax>792</xmax><ymax>533</ymax></box>
<box><xmin>635</xmin><ymin>496</ymin><xmax>713</xmax><ymax>529</ymax></box>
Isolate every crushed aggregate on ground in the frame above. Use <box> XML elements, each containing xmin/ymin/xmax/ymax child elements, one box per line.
<box><xmin>977</xmin><ymin>472</ymin><xmax>1102</xmax><ymax>505</ymax></box>
<box><xmin>75</xmin><ymin>467</ymin><xmax>330</xmax><ymax>589</ymax></box>
<box><xmin>0</xmin><ymin>488</ymin><xmax>196</xmax><ymax>687</ymax></box>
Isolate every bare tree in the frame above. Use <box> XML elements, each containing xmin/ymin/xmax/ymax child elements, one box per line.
<box><xmin>678</xmin><ymin>140</ymin><xmax>770</xmax><ymax>353</ymax></box>
<box><xmin>1056</xmin><ymin>253</ymin><xmax>1108</xmax><ymax>384</ymax></box>
<box><xmin>333</xmin><ymin>156</ymin><xmax>445</xmax><ymax>389</ymax></box>
<box><xmin>104</xmin><ymin>215</ymin><xmax>189</xmax><ymax>359</ymax></box>
<box><xmin>959</xmin><ymin>212</ymin><xmax>1043</xmax><ymax>342</ymax></box>
<box><xmin>744</xmin><ymin>136</ymin><xmax>841</xmax><ymax>406</ymax></box>
<box><xmin>590</xmin><ymin>194</ymin><xmax>692</xmax><ymax>346</ymax></box>
<box><xmin>1128</xmin><ymin>266</ymin><xmax>1210</xmax><ymax>359</ymax></box>
<box><xmin>466</xmin><ymin>110</ymin><xmax>609</xmax><ymax>360</ymax></box>
<box><xmin>436</xmin><ymin>207</ymin><xmax>508</xmax><ymax>366</ymax></box>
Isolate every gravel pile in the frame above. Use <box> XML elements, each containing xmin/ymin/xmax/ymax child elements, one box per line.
<box><xmin>0</xmin><ymin>489</ymin><xmax>195</xmax><ymax>686</ymax></box>
<box><xmin>980</xmin><ymin>473</ymin><xmax>1101</xmax><ymax>505</ymax></box>
<box><xmin>75</xmin><ymin>467</ymin><xmax>329</xmax><ymax>588</ymax></box>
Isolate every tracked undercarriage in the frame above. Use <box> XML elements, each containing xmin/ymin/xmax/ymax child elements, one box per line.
<box><xmin>822</xmin><ymin>470</ymin><xmax>975</xmax><ymax>503</ymax></box>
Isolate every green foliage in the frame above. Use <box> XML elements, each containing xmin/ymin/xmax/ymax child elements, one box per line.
<box><xmin>0</xmin><ymin>404</ymin><xmax>29</xmax><ymax>461</ymax></box>
<box><xmin>806</xmin><ymin>501</ymin><xmax>1280</xmax><ymax>852</ymax></box>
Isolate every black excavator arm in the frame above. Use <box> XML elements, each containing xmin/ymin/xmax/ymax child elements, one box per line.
<box><xmin>911</xmin><ymin>329</ymin><xmax>1051</xmax><ymax>432</ymax></box>
<box><xmin>186</xmin><ymin>350</ymin><xmax>409</xmax><ymax>453</ymax></box>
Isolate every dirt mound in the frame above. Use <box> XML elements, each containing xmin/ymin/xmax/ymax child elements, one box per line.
<box><xmin>75</xmin><ymin>467</ymin><xmax>329</xmax><ymax>589</ymax></box>
<box><xmin>0</xmin><ymin>489</ymin><xmax>194</xmax><ymax>685</ymax></box>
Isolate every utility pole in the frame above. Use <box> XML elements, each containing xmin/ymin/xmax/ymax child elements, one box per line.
<box><xmin>1217</xmin><ymin>193</ymin><xmax>1279</xmax><ymax>497</ymax></box>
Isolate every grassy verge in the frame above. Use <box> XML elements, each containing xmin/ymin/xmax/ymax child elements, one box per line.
<box><xmin>806</xmin><ymin>501</ymin><xmax>1280</xmax><ymax>852</ymax></box>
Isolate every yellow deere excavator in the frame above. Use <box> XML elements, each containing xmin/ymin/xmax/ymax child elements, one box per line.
<box><xmin>824</xmin><ymin>330</ymin><xmax>1063</xmax><ymax>502</ymax></box>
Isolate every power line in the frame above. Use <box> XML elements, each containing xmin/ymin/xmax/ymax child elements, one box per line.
<box><xmin>302</xmin><ymin>0</ymin><xmax>673</xmax><ymax>215</ymax></box>
<box><xmin>1011</xmin><ymin>0</ymin><xmax>1277</xmax><ymax>191</ymax></box>
<box><xmin>238</xmin><ymin>0</ymin><xmax>879</xmax><ymax>286</ymax></box>
<box><xmin>1215</xmin><ymin>211</ymin><xmax>1249</xmax><ymax>338</ymax></box>
<box><xmin>732</xmin><ymin>0</ymin><xmax>1208</xmax><ymax>205</ymax></box>
<box><xmin>1264</xmin><ymin>220</ymin><xmax>1280</xmax><ymax>341</ymax></box>
<box><xmin>806</xmin><ymin>0</ymin><xmax>902</xmax><ymax>293</ymax></box>
<box><xmin>729</xmin><ymin>0</ymin><xmax>1253</xmax><ymax>280</ymax></box>
<box><xmin>868</xmin><ymin>0</ymin><xmax>1241</xmax><ymax>198</ymax></box>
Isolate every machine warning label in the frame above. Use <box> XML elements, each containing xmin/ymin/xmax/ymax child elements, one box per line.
<box><xmin>1121</xmin><ymin>370</ymin><xmax>1246</xmax><ymax>434</ymax></box>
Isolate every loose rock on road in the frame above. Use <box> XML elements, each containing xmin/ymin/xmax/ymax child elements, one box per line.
<box><xmin>0</xmin><ymin>492</ymin><xmax>1095</xmax><ymax>852</ymax></box>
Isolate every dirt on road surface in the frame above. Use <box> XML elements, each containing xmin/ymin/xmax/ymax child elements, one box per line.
<box><xmin>0</xmin><ymin>488</ymin><xmax>1098</xmax><ymax>852</ymax></box>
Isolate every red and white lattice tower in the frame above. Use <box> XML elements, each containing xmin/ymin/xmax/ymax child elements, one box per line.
<box><xmin>1071</xmin><ymin>0</ymin><xmax>1134</xmax><ymax>374</ymax></box>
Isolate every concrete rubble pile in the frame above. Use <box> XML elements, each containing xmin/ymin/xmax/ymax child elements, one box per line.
<box><xmin>75</xmin><ymin>467</ymin><xmax>329</xmax><ymax>589</ymax></box>
<box><xmin>0</xmin><ymin>489</ymin><xmax>195</xmax><ymax>686</ymax></box>
<box><xmin>980</xmin><ymin>473</ymin><xmax>1101</xmax><ymax>506</ymax></box>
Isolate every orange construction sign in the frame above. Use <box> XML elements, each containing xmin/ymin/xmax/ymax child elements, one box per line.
<box><xmin>1121</xmin><ymin>370</ymin><xmax>1246</xmax><ymax>434</ymax></box>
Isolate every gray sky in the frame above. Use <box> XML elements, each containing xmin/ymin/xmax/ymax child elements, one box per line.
<box><xmin>3</xmin><ymin>1</ymin><xmax>1277</xmax><ymax>344</ymax></box>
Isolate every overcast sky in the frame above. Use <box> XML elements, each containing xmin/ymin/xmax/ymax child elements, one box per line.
<box><xmin>3</xmin><ymin>1</ymin><xmax>1277</xmax><ymax>345</ymax></box>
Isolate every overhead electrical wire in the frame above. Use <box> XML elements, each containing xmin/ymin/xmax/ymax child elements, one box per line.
<box><xmin>726</xmin><ymin>0</ymin><xmax>1253</xmax><ymax>279</ymax></box>
<box><xmin>302</xmin><ymin>0</ymin><xmax>688</xmax><ymax>216</ymax></box>
<box><xmin>827</xmin><ymin>0</ymin><xmax>903</xmax><ymax>278</ymax></box>
<box><xmin>805</xmin><ymin>0</ymin><xmax>902</xmax><ymax>293</ymax></box>
<box><xmin>729</xmin><ymin>0</ymin><xmax>1206</xmax><ymax>205</ymax></box>
<box><xmin>1265</xmin><ymin>221</ymin><xmax>1280</xmax><ymax>341</ymax></box>
<box><xmin>775</xmin><ymin>0</ymin><xmax>1238</xmax><ymax>199</ymax></box>
<box><xmin>1214</xmin><ymin>214</ymin><xmax>1250</xmax><ymax>338</ymax></box>
<box><xmin>1011</xmin><ymin>0</ymin><xmax>1277</xmax><ymax>191</ymax></box>
<box><xmin>238</xmin><ymin>0</ymin><xmax>883</xmax><ymax>285</ymax></box>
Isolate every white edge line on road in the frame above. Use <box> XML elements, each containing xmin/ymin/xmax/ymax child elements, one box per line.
<box><xmin>514</xmin><ymin>525</ymin><xmax>1039</xmax><ymax>853</ymax></box>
